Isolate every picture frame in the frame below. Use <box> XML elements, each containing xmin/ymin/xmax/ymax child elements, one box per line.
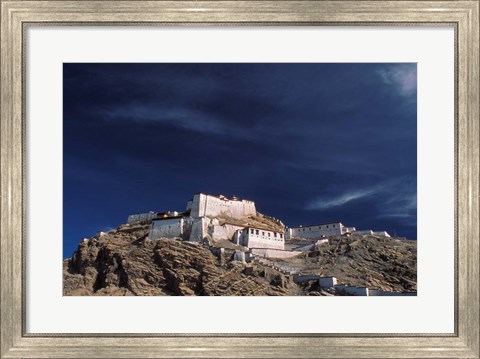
<box><xmin>1</xmin><ymin>1</ymin><xmax>478</xmax><ymax>358</ymax></box>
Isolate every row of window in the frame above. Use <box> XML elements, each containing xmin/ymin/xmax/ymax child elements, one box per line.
<box><xmin>249</xmin><ymin>237</ymin><xmax>283</xmax><ymax>242</ymax></box>
<box><xmin>249</xmin><ymin>229</ymin><xmax>283</xmax><ymax>238</ymax></box>
<box><xmin>297</xmin><ymin>224</ymin><xmax>337</xmax><ymax>232</ymax></box>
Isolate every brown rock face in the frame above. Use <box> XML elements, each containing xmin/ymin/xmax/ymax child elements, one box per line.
<box><xmin>287</xmin><ymin>235</ymin><xmax>417</xmax><ymax>292</ymax></box>
<box><xmin>64</xmin><ymin>223</ymin><xmax>416</xmax><ymax>296</ymax></box>
<box><xmin>63</xmin><ymin>224</ymin><xmax>296</xmax><ymax>296</ymax></box>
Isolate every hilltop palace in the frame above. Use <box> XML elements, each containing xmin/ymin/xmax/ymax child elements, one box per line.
<box><xmin>127</xmin><ymin>193</ymin><xmax>390</xmax><ymax>255</ymax></box>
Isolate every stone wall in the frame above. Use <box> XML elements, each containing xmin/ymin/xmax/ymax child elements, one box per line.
<box><xmin>188</xmin><ymin>218</ymin><xmax>208</xmax><ymax>242</ymax></box>
<box><xmin>210</xmin><ymin>223</ymin><xmax>245</xmax><ymax>241</ymax></box>
<box><xmin>190</xmin><ymin>193</ymin><xmax>256</xmax><ymax>219</ymax></box>
<box><xmin>149</xmin><ymin>218</ymin><xmax>185</xmax><ymax>239</ymax></box>
<box><xmin>334</xmin><ymin>284</ymin><xmax>369</xmax><ymax>296</ymax></box>
<box><xmin>373</xmin><ymin>231</ymin><xmax>391</xmax><ymax>237</ymax></box>
<box><xmin>352</xmin><ymin>230</ymin><xmax>391</xmax><ymax>237</ymax></box>
<box><xmin>288</xmin><ymin>222</ymin><xmax>346</xmax><ymax>239</ymax></box>
<box><xmin>127</xmin><ymin>211</ymin><xmax>157</xmax><ymax>224</ymax></box>
<box><xmin>239</xmin><ymin>228</ymin><xmax>285</xmax><ymax>250</ymax></box>
<box><xmin>319</xmin><ymin>276</ymin><xmax>337</xmax><ymax>288</ymax></box>
<box><xmin>250</xmin><ymin>248</ymin><xmax>301</xmax><ymax>259</ymax></box>
<box><xmin>292</xmin><ymin>274</ymin><xmax>319</xmax><ymax>283</ymax></box>
<box><xmin>369</xmin><ymin>290</ymin><xmax>416</xmax><ymax>296</ymax></box>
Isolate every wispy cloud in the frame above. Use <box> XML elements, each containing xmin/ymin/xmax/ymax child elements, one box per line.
<box><xmin>102</xmin><ymin>104</ymin><xmax>240</xmax><ymax>137</ymax></box>
<box><xmin>306</xmin><ymin>184</ymin><xmax>388</xmax><ymax>210</ymax></box>
<box><xmin>306</xmin><ymin>178</ymin><xmax>417</xmax><ymax>223</ymax></box>
<box><xmin>377</xmin><ymin>65</ymin><xmax>417</xmax><ymax>97</ymax></box>
<box><xmin>306</xmin><ymin>188</ymin><xmax>378</xmax><ymax>210</ymax></box>
<box><xmin>376</xmin><ymin>192</ymin><xmax>417</xmax><ymax>225</ymax></box>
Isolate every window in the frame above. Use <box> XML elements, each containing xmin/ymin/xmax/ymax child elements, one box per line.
<box><xmin>250</xmin><ymin>229</ymin><xmax>254</xmax><ymax>234</ymax></box>
<box><xmin>333</xmin><ymin>224</ymin><xmax>335</xmax><ymax>228</ymax></box>
<box><xmin>327</xmin><ymin>225</ymin><xmax>329</xmax><ymax>228</ymax></box>
<box><xmin>255</xmin><ymin>229</ymin><xmax>259</xmax><ymax>235</ymax></box>
<box><xmin>309</xmin><ymin>228</ymin><xmax>311</xmax><ymax>230</ymax></box>
<box><xmin>262</xmin><ymin>231</ymin><xmax>265</xmax><ymax>236</ymax></box>
<box><xmin>268</xmin><ymin>233</ymin><xmax>270</xmax><ymax>237</ymax></box>
<box><xmin>280</xmin><ymin>234</ymin><xmax>283</xmax><ymax>238</ymax></box>
<box><xmin>274</xmin><ymin>233</ymin><xmax>277</xmax><ymax>238</ymax></box>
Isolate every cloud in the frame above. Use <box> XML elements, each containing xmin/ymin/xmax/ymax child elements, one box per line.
<box><xmin>306</xmin><ymin>178</ymin><xmax>417</xmax><ymax>222</ymax></box>
<box><xmin>376</xmin><ymin>192</ymin><xmax>417</xmax><ymax>225</ymax></box>
<box><xmin>378</xmin><ymin>65</ymin><xmax>417</xmax><ymax>97</ymax></box>
<box><xmin>102</xmin><ymin>104</ymin><xmax>240</xmax><ymax>137</ymax></box>
<box><xmin>306</xmin><ymin>186</ymin><xmax>384</xmax><ymax>210</ymax></box>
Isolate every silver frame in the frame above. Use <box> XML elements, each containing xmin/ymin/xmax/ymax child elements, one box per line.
<box><xmin>1</xmin><ymin>1</ymin><xmax>479</xmax><ymax>358</ymax></box>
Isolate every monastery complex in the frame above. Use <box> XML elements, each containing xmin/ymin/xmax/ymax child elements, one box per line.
<box><xmin>127</xmin><ymin>193</ymin><xmax>390</xmax><ymax>256</ymax></box>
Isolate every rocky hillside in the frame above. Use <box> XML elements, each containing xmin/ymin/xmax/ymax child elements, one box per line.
<box><xmin>64</xmin><ymin>223</ymin><xmax>416</xmax><ymax>296</ymax></box>
<box><xmin>64</xmin><ymin>223</ymin><xmax>297</xmax><ymax>296</ymax></box>
<box><xmin>217</xmin><ymin>212</ymin><xmax>285</xmax><ymax>233</ymax></box>
<box><xmin>284</xmin><ymin>235</ymin><xmax>416</xmax><ymax>292</ymax></box>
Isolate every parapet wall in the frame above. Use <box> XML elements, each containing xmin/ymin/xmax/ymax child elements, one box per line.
<box><xmin>250</xmin><ymin>248</ymin><xmax>301</xmax><ymax>259</ymax></box>
<box><xmin>190</xmin><ymin>193</ymin><xmax>256</xmax><ymax>219</ymax></box>
<box><xmin>210</xmin><ymin>223</ymin><xmax>244</xmax><ymax>241</ymax></box>
<box><xmin>240</xmin><ymin>228</ymin><xmax>285</xmax><ymax>250</ymax></box>
<box><xmin>289</xmin><ymin>223</ymin><xmax>344</xmax><ymax>239</ymax></box>
<box><xmin>127</xmin><ymin>212</ymin><xmax>157</xmax><ymax>224</ymax></box>
<box><xmin>150</xmin><ymin>218</ymin><xmax>185</xmax><ymax>239</ymax></box>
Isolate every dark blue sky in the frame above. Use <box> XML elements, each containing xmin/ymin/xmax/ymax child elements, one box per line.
<box><xmin>63</xmin><ymin>63</ymin><xmax>417</xmax><ymax>258</ymax></box>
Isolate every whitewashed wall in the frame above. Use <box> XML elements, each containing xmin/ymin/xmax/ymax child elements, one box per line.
<box><xmin>190</xmin><ymin>193</ymin><xmax>256</xmax><ymax>219</ymax></box>
<box><xmin>188</xmin><ymin>218</ymin><xmax>208</xmax><ymax>242</ymax></box>
<box><xmin>239</xmin><ymin>228</ymin><xmax>285</xmax><ymax>250</ymax></box>
<box><xmin>210</xmin><ymin>223</ymin><xmax>244</xmax><ymax>241</ymax></box>
<box><xmin>149</xmin><ymin>218</ymin><xmax>184</xmax><ymax>239</ymax></box>
<box><xmin>127</xmin><ymin>211</ymin><xmax>157</xmax><ymax>224</ymax></box>
<box><xmin>289</xmin><ymin>222</ymin><xmax>344</xmax><ymax>239</ymax></box>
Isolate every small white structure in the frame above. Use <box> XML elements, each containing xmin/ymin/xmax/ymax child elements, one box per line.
<box><xmin>352</xmin><ymin>230</ymin><xmax>391</xmax><ymax>237</ymax></box>
<box><xmin>236</xmin><ymin>227</ymin><xmax>285</xmax><ymax>250</ymax></box>
<box><xmin>187</xmin><ymin>193</ymin><xmax>256</xmax><ymax>219</ymax></box>
<box><xmin>373</xmin><ymin>231</ymin><xmax>391</xmax><ymax>237</ymax></box>
<box><xmin>287</xmin><ymin>222</ymin><xmax>355</xmax><ymax>239</ymax></box>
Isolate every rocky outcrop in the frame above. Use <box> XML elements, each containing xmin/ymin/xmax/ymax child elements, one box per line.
<box><xmin>64</xmin><ymin>224</ymin><xmax>296</xmax><ymax>296</ymax></box>
<box><xmin>289</xmin><ymin>235</ymin><xmax>417</xmax><ymax>292</ymax></box>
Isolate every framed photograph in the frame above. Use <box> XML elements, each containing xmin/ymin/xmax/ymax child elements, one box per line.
<box><xmin>1</xmin><ymin>1</ymin><xmax>479</xmax><ymax>358</ymax></box>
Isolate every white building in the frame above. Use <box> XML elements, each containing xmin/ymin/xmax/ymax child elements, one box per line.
<box><xmin>145</xmin><ymin>193</ymin><xmax>258</xmax><ymax>242</ymax></box>
<box><xmin>235</xmin><ymin>227</ymin><xmax>285</xmax><ymax>250</ymax></box>
<box><xmin>187</xmin><ymin>193</ymin><xmax>256</xmax><ymax>219</ymax></box>
<box><xmin>286</xmin><ymin>222</ymin><xmax>355</xmax><ymax>239</ymax></box>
